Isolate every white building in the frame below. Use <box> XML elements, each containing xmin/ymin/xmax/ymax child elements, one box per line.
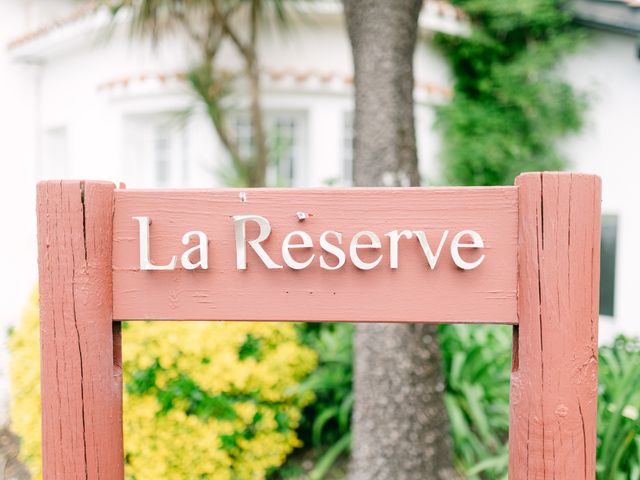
<box><xmin>0</xmin><ymin>0</ymin><xmax>638</xmax><ymax>419</ymax></box>
<box><xmin>562</xmin><ymin>0</ymin><xmax>640</xmax><ymax>343</ymax></box>
<box><xmin>0</xmin><ymin>0</ymin><xmax>459</xmax><ymax>421</ymax></box>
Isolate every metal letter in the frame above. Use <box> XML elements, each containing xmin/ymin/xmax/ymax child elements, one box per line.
<box><xmin>132</xmin><ymin>216</ymin><xmax>177</xmax><ymax>270</ymax></box>
<box><xmin>350</xmin><ymin>231</ymin><xmax>383</xmax><ymax>270</ymax></box>
<box><xmin>181</xmin><ymin>231</ymin><xmax>209</xmax><ymax>270</ymax></box>
<box><xmin>450</xmin><ymin>229</ymin><xmax>485</xmax><ymax>270</ymax></box>
<box><xmin>320</xmin><ymin>231</ymin><xmax>346</xmax><ymax>270</ymax></box>
<box><xmin>282</xmin><ymin>231</ymin><xmax>315</xmax><ymax>270</ymax></box>
<box><xmin>414</xmin><ymin>230</ymin><xmax>449</xmax><ymax>270</ymax></box>
<box><xmin>385</xmin><ymin>230</ymin><xmax>413</xmax><ymax>269</ymax></box>
<box><xmin>233</xmin><ymin>215</ymin><xmax>283</xmax><ymax>270</ymax></box>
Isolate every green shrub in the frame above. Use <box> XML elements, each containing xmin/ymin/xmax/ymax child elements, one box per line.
<box><xmin>435</xmin><ymin>0</ymin><xmax>585</xmax><ymax>187</ymax></box>
<box><xmin>270</xmin><ymin>323</ymin><xmax>353</xmax><ymax>480</ymax></box>
<box><xmin>597</xmin><ymin>337</ymin><xmax>640</xmax><ymax>479</ymax></box>
<box><xmin>295</xmin><ymin>323</ymin><xmax>353</xmax><ymax>479</ymax></box>
<box><xmin>9</xmin><ymin>290</ymin><xmax>318</xmax><ymax>480</ymax></box>
<box><xmin>273</xmin><ymin>323</ymin><xmax>640</xmax><ymax>480</ymax></box>
<box><xmin>440</xmin><ymin>324</ymin><xmax>511</xmax><ymax>479</ymax></box>
<box><xmin>11</xmin><ymin>291</ymin><xmax>640</xmax><ymax>479</ymax></box>
<box><xmin>440</xmin><ymin>326</ymin><xmax>640</xmax><ymax>480</ymax></box>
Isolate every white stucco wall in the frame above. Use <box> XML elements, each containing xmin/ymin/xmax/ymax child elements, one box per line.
<box><xmin>560</xmin><ymin>29</ymin><xmax>640</xmax><ymax>343</ymax></box>
<box><xmin>0</xmin><ymin>1</ymin><xmax>39</xmax><ymax>424</ymax></box>
<box><xmin>15</xmin><ymin>2</ymin><xmax>447</xmax><ymax>188</ymax></box>
<box><xmin>0</xmin><ymin>3</ymin><xmax>449</xmax><ymax>422</ymax></box>
<box><xmin>2</xmin><ymin>0</ymin><xmax>637</xmax><ymax>429</ymax></box>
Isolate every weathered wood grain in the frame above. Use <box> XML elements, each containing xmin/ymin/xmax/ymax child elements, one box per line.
<box><xmin>508</xmin><ymin>172</ymin><xmax>601</xmax><ymax>479</ymax></box>
<box><xmin>35</xmin><ymin>175</ymin><xmax>602</xmax><ymax>478</ymax></box>
<box><xmin>37</xmin><ymin>180</ymin><xmax>123</xmax><ymax>480</ymax></box>
<box><xmin>112</xmin><ymin>187</ymin><xmax>519</xmax><ymax>323</ymax></box>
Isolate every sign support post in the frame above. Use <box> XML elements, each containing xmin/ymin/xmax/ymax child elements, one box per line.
<box><xmin>35</xmin><ymin>173</ymin><xmax>601</xmax><ymax>479</ymax></box>
<box><xmin>37</xmin><ymin>181</ymin><xmax>123</xmax><ymax>479</ymax></box>
<box><xmin>509</xmin><ymin>173</ymin><xmax>601</xmax><ymax>478</ymax></box>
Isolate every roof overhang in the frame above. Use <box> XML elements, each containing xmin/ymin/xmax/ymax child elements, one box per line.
<box><xmin>570</xmin><ymin>0</ymin><xmax>640</xmax><ymax>34</ymax></box>
<box><xmin>8</xmin><ymin>1</ymin><xmax>470</xmax><ymax>63</ymax></box>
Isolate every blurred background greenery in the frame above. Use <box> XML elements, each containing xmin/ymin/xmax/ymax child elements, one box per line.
<box><xmin>4</xmin><ymin>0</ymin><xmax>640</xmax><ymax>478</ymax></box>
<box><xmin>10</xmin><ymin>294</ymin><xmax>640</xmax><ymax>479</ymax></box>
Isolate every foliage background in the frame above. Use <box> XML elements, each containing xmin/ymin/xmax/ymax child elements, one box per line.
<box><xmin>430</xmin><ymin>3</ymin><xmax>640</xmax><ymax>478</ymax></box>
<box><xmin>440</xmin><ymin>325</ymin><xmax>640</xmax><ymax>479</ymax></box>
<box><xmin>435</xmin><ymin>0</ymin><xmax>586</xmax><ymax>186</ymax></box>
<box><xmin>9</xmin><ymin>290</ymin><xmax>318</xmax><ymax>480</ymax></box>
<box><xmin>10</xmin><ymin>293</ymin><xmax>640</xmax><ymax>479</ymax></box>
<box><xmin>8</xmin><ymin>2</ymin><xmax>640</xmax><ymax>479</ymax></box>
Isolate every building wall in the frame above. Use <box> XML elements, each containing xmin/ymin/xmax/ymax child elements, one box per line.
<box><xmin>560</xmin><ymin>29</ymin><xmax>640</xmax><ymax>343</ymax></box>
<box><xmin>21</xmin><ymin>4</ymin><xmax>447</xmax><ymax>188</ymax></box>
<box><xmin>0</xmin><ymin>1</ymin><xmax>40</xmax><ymax>424</ymax></box>
<box><xmin>0</xmin><ymin>4</ymin><xmax>448</xmax><ymax>421</ymax></box>
<box><xmin>2</xmin><ymin>1</ymin><xmax>637</xmax><ymax>426</ymax></box>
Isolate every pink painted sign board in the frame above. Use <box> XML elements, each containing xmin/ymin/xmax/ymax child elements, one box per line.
<box><xmin>36</xmin><ymin>172</ymin><xmax>601</xmax><ymax>479</ymax></box>
<box><xmin>112</xmin><ymin>187</ymin><xmax>518</xmax><ymax>323</ymax></box>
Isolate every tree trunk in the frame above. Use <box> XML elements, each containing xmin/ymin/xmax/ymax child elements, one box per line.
<box><xmin>343</xmin><ymin>1</ymin><xmax>455</xmax><ymax>479</ymax></box>
<box><xmin>247</xmin><ymin>57</ymin><xmax>268</xmax><ymax>187</ymax></box>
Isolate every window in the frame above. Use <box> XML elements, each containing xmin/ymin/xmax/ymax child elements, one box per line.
<box><xmin>42</xmin><ymin>127</ymin><xmax>69</xmax><ymax>179</ymax></box>
<box><xmin>152</xmin><ymin>121</ymin><xmax>188</xmax><ymax>188</ymax></box>
<box><xmin>231</xmin><ymin>113</ymin><xmax>305</xmax><ymax>187</ymax></box>
<box><xmin>599</xmin><ymin>214</ymin><xmax>617</xmax><ymax>316</ymax></box>
<box><xmin>267</xmin><ymin>117</ymin><xmax>298</xmax><ymax>187</ymax></box>
<box><xmin>123</xmin><ymin>115</ymin><xmax>189</xmax><ymax>188</ymax></box>
<box><xmin>343</xmin><ymin>112</ymin><xmax>354</xmax><ymax>185</ymax></box>
<box><xmin>154</xmin><ymin>125</ymin><xmax>172</xmax><ymax>187</ymax></box>
<box><xmin>234</xmin><ymin>116</ymin><xmax>255</xmax><ymax>160</ymax></box>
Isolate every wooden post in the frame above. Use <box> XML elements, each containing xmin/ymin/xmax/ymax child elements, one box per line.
<box><xmin>509</xmin><ymin>172</ymin><xmax>601</xmax><ymax>478</ymax></box>
<box><xmin>37</xmin><ymin>181</ymin><xmax>123</xmax><ymax>479</ymax></box>
<box><xmin>34</xmin><ymin>176</ymin><xmax>601</xmax><ymax>478</ymax></box>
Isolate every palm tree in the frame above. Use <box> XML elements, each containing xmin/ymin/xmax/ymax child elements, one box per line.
<box><xmin>342</xmin><ymin>0</ymin><xmax>455</xmax><ymax>478</ymax></box>
<box><xmin>107</xmin><ymin>0</ymin><xmax>290</xmax><ymax>187</ymax></box>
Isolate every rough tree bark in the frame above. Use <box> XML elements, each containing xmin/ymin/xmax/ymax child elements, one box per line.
<box><xmin>343</xmin><ymin>1</ymin><xmax>455</xmax><ymax>479</ymax></box>
<box><xmin>246</xmin><ymin>57</ymin><xmax>268</xmax><ymax>187</ymax></box>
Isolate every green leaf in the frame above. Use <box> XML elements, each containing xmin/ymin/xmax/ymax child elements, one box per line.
<box><xmin>239</xmin><ymin>334</ymin><xmax>262</xmax><ymax>360</ymax></box>
<box><xmin>312</xmin><ymin>407</ymin><xmax>339</xmax><ymax>447</ymax></box>
<box><xmin>308</xmin><ymin>433</ymin><xmax>351</xmax><ymax>480</ymax></box>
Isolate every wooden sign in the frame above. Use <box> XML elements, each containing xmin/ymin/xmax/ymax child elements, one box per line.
<box><xmin>36</xmin><ymin>172</ymin><xmax>601</xmax><ymax>479</ymax></box>
<box><xmin>112</xmin><ymin>187</ymin><xmax>518</xmax><ymax>323</ymax></box>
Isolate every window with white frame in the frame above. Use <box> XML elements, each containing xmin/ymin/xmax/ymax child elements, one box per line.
<box><xmin>41</xmin><ymin>127</ymin><xmax>69</xmax><ymax>179</ymax></box>
<box><xmin>267</xmin><ymin>116</ymin><xmax>298</xmax><ymax>187</ymax></box>
<box><xmin>123</xmin><ymin>115</ymin><xmax>189</xmax><ymax>188</ymax></box>
<box><xmin>154</xmin><ymin>124</ymin><xmax>172</xmax><ymax>187</ymax></box>
<box><xmin>600</xmin><ymin>214</ymin><xmax>617</xmax><ymax>317</ymax></box>
<box><xmin>231</xmin><ymin>112</ymin><xmax>306</xmax><ymax>187</ymax></box>
<box><xmin>233</xmin><ymin>116</ymin><xmax>255</xmax><ymax>161</ymax></box>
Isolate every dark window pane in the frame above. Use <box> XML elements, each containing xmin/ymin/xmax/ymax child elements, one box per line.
<box><xmin>599</xmin><ymin>215</ymin><xmax>617</xmax><ymax>316</ymax></box>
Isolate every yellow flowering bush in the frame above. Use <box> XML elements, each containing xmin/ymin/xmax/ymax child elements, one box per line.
<box><xmin>9</xmin><ymin>290</ymin><xmax>317</xmax><ymax>479</ymax></box>
<box><xmin>8</xmin><ymin>289</ymin><xmax>41</xmax><ymax>478</ymax></box>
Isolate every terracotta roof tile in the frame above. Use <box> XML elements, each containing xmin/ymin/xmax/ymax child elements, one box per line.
<box><xmin>423</xmin><ymin>0</ymin><xmax>469</xmax><ymax>21</ymax></box>
<box><xmin>96</xmin><ymin>68</ymin><xmax>453</xmax><ymax>99</ymax></box>
<box><xmin>8</xmin><ymin>1</ymin><xmax>469</xmax><ymax>50</ymax></box>
<box><xmin>7</xmin><ymin>2</ymin><xmax>101</xmax><ymax>50</ymax></box>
